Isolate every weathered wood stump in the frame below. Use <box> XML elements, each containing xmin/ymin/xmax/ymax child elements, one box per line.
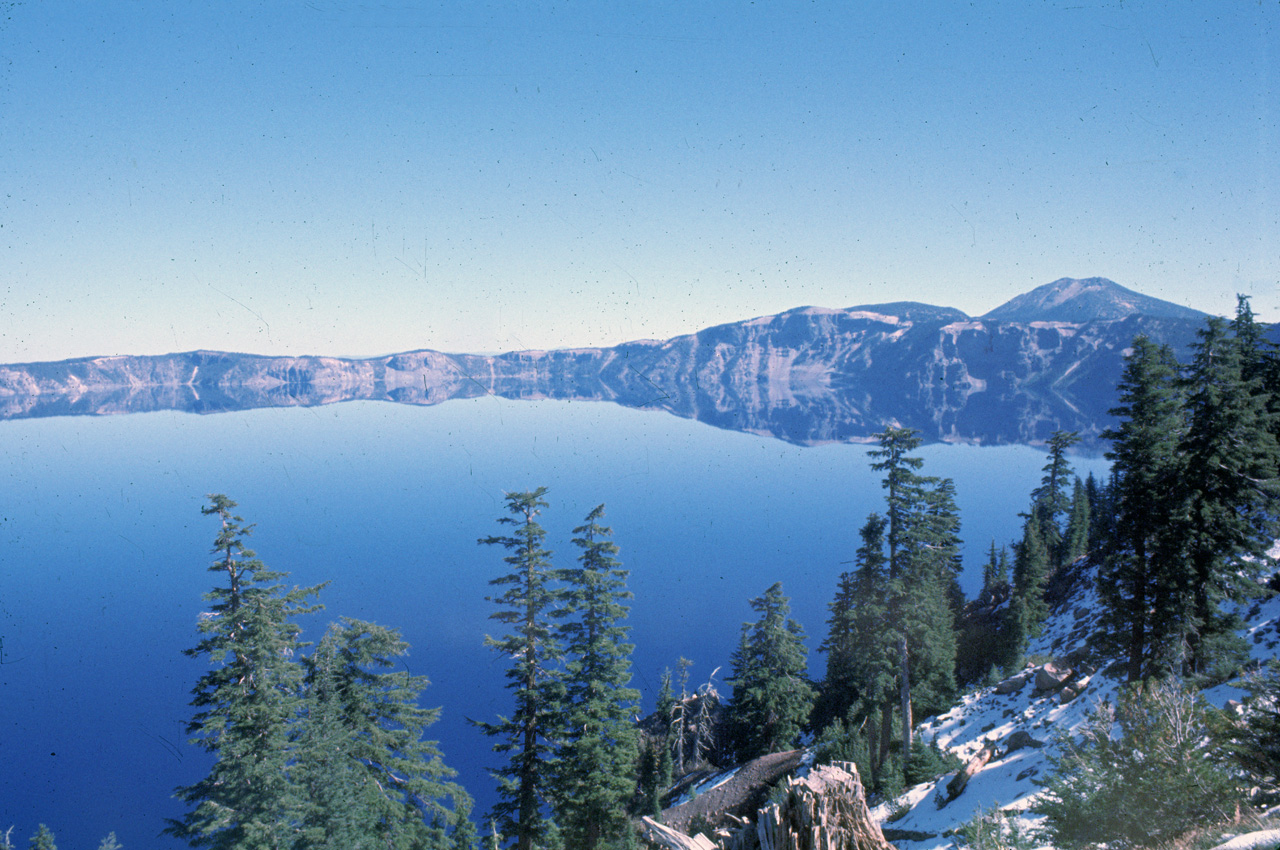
<box><xmin>728</xmin><ymin>761</ymin><xmax>895</xmax><ymax>850</ymax></box>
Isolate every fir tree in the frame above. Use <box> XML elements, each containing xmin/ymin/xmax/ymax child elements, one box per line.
<box><xmin>293</xmin><ymin>618</ymin><xmax>467</xmax><ymax>849</ymax></box>
<box><xmin>727</xmin><ymin>583</ymin><xmax>815</xmax><ymax>761</ymax></box>
<box><xmin>1175</xmin><ymin>315</ymin><xmax>1280</xmax><ymax>677</ymax></box>
<box><xmin>167</xmin><ymin>494</ymin><xmax>325</xmax><ymax>850</ymax></box>
<box><xmin>1097</xmin><ymin>337</ymin><xmax>1186</xmax><ymax>681</ymax></box>
<box><xmin>1011</xmin><ymin>513</ymin><xmax>1050</xmax><ymax>637</ymax></box>
<box><xmin>551</xmin><ymin>505</ymin><xmax>640</xmax><ymax>850</ymax></box>
<box><xmin>1030</xmin><ymin>430</ymin><xmax>1080</xmax><ymax>570</ymax></box>
<box><xmin>980</xmin><ymin>540</ymin><xmax>1008</xmax><ymax>597</ymax></box>
<box><xmin>868</xmin><ymin>427</ymin><xmax>959</xmax><ymax>759</ymax></box>
<box><xmin>26</xmin><ymin>826</ymin><xmax>55</xmax><ymax>850</ymax></box>
<box><xmin>97</xmin><ymin>835</ymin><xmax>122</xmax><ymax>850</ymax></box>
<box><xmin>476</xmin><ymin>488</ymin><xmax>562</xmax><ymax>850</ymax></box>
<box><xmin>1062</xmin><ymin>476</ymin><xmax>1090</xmax><ymax>566</ymax></box>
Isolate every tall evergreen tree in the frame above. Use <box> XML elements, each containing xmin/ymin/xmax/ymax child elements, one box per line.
<box><xmin>868</xmin><ymin>427</ymin><xmax>959</xmax><ymax>758</ymax></box>
<box><xmin>1012</xmin><ymin>514</ymin><xmax>1050</xmax><ymax>637</ymax></box>
<box><xmin>726</xmin><ymin>583</ymin><xmax>815</xmax><ymax>762</ymax></box>
<box><xmin>1030</xmin><ymin>430</ymin><xmax>1080</xmax><ymax>571</ymax></box>
<box><xmin>293</xmin><ymin>618</ymin><xmax>468</xmax><ymax>850</ymax></box>
<box><xmin>1175</xmin><ymin>315</ymin><xmax>1280</xmax><ymax>677</ymax></box>
<box><xmin>1097</xmin><ymin>338</ymin><xmax>1186</xmax><ymax>681</ymax></box>
<box><xmin>1063</xmin><ymin>477</ymin><xmax>1091</xmax><ymax>566</ymax></box>
<box><xmin>980</xmin><ymin>541</ymin><xmax>1008</xmax><ymax>597</ymax></box>
<box><xmin>167</xmin><ymin>495</ymin><xmax>324</xmax><ymax>850</ymax></box>
<box><xmin>476</xmin><ymin>488</ymin><xmax>562</xmax><ymax>850</ymax></box>
<box><xmin>550</xmin><ymin>505</ymin><xmax>640</xmax><ymax>850</ymax></box>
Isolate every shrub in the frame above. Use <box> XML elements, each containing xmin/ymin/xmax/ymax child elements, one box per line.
<box><xmin>1036</xmin><ymin>679</ymin><xmax>1245</xmax><ymax>848</ymax></box>
<box><xmin>904</xmin><ymin>736</ymin><xmax>962</xmax><ymax>787</ymax></box>
<box><xmin>956</xmin><ymin>806</ymin><xmax>1038</xmax><ymax>850</ymax></box>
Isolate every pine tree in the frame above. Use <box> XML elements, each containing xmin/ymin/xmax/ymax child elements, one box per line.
<box><xmin>868</xmin><ymin>427</ymin><xmax>959</xmax><ymax>759</ymax></box>
<box><xmin>167</xmin><ymin>494</ymin><xmax>325</xmax><ymax>850</ymax></box>
<box><xmin>1030</xmin><ymin>430</ymin><xmax>1080</xmax><ymax>570</ymax></box>
<box><xmin>980</xmin><ymin>540</ymin><xmax>1008</xmax><ymax>597</ymax></box>
<box><xmin>476</xmin><ymin>488</ymin><xmax>562</xmax><ymax>850</ymax></box>
<box><xmin>1011</xmin><ymin>514</ymin><xmax>1050</xmax><ymax>637</ymax></box>
<box><xmin>1175</xmin><ymin>315</ymin><xmax>1280</xmax><ymax>678</ymax></box>
<box><xmin>726</xmin><ymin>583</ymin><xmax>815</xmax><ymax>762</ymax></box>
<box><xmin>1063</xmin><ymin>477</ymin><xmax>1090</xmax><ymax>566</ymax></box>
<box><xmin>27</xmin><ymin>826</ymin><xmax>55</xmax><ymax>850</ymax></box>
<box><xmin>97</xmin><ymin>834</ymin><xmax>122</xmax><ymax>850</ymax></box>
<box><xmin>550</xmin><ymin>505</ymin><xmax>640</xmax><ymax>850</ymax></box>
<box><xmin>293</xmin><ymin>618</ymin><xmax>468</xmax><ymax>849</ymax></box>
<box><xmin>1097</xmin><ymin>337</ymin><xmax>1186</xmax><ymax>681</ymax></box>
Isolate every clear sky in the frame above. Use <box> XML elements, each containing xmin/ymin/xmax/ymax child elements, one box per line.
<box><xmin>2</xmin><ymin>1</ymin><xmax>1276</xmax><ymax>363</ymax></box>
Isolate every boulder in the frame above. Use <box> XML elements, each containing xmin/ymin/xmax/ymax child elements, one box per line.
<box><xmin>994</xmin><ymin>671</ymin><xmax>1032</xmax><ymax>694</ymax></box>
<box><xmin>1034</xmin><ymin>662</ymin><xmax>1072</xmax><ymax>692</ymax></box>
<box><xmin>1002</xmin><ymin>730</ymin><xmax>1045</xmax><ymax>755</ymax></box>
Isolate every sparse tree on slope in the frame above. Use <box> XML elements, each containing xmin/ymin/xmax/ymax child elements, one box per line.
<box><xmin>476</xmin><ymin>488</ymin><xmax>563</xmax><ymax>850</ymax></box>
<box><xmin>167</xmin><ymin>495</ymin><xmax>324</xmax><ymax>850</ymax></box>
<box><xmin>727</xmin><ymin>582</ymin><xmax>815</xmax><ymax>762</ymax></box>
<box><xmin>550</xmin><ymin>505</ymin><xmax>639</xmax><ymax>850</ymax></box>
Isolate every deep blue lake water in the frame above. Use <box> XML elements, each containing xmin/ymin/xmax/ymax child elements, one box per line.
<box><xmin>0</xmin><ymin>397</ymin><xmax>1109</xmax><ymax>848</ymax></box>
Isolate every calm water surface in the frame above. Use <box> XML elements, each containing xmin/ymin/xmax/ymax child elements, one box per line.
<box><xmin>0</xmin><ymin>398</ymin><xmax>1109</xmax><ymax>848</ymax></box>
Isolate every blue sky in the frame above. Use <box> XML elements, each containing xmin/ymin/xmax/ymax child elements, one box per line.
<box><xmin>2</xmin><ymin>1</ymin><xmax>1276</xmax><ymax>362</ymax></box>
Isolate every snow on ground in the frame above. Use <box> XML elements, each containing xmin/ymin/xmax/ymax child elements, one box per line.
<box><xmin>668</xmin><ymin>767</ymin><xmax>742</xmax><ymax>809</ymax></box>
<box><xmin>873</xmin><ymin>558</ymin><xmax>1279</xmax><ymax>850</ymax></box>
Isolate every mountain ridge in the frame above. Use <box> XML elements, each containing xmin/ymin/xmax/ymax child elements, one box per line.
<box><xmin>0</xmin><ymin>279</ymin><xmax>1243</xmax><ymax>445</ymax></box>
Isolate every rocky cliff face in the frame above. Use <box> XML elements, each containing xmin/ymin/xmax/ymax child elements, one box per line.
<box><xmin>0</xmin><ymin>279</ymin><xmax>1222</xmax><ymax>446</ymax></box>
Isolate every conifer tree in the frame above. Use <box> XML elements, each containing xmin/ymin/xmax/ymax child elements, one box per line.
<box><xmin>1012</xmin><ymin>514</ymin><xmax>1050</xmax><ymax>637</ymax></box>
<box><xmin>1030</xmin><ymin>430</ymin><xmax>1080</xmax><ymax>570</ymax></box>
<box><xmin>1063</xmin><ymin>477</ymin><xmax>1090</xmax><ymax>566</ymax></box>
<box><xmin>167</xmin><ymin>495</ymin><xmax>324</xmax><ymax>850</ymax></box>
<box><xmin>727</xmin><ymin>583</ymin><xmax>815</xmax><ymax>761</ymax></box>
<box><xmin>980</xmin><ymin>541</ymin><xmax>1008</xmax><ymax>597</ymax></box>
<box><xmin>550</xmin><ymin>505</ymin><xmax>640</xmax><ymax>850</ymax></box>
<box><xmin>868</xmin><ymin>427</ymin><xmax>959</xmax><ymax>758</ymax></box>
<box><xmin>476</xmin><ymin>488</ymin><xmax>562</xmax><ymax>850</ymax></box>
<box><xmin>1175</xmin><ymin>315</ymin><xmax>1279</xmax><ymax>677</ymax></box>
<box><xmin>97</xmin><ymin>834</ymin><xmax>122</xmax><ymax>850</ymax></box>
<box><xmin>27</xmin><ymin>826</ymin><xmax>55</xmax><ymax>850</ymax></box>
<box><xmin>1097</xmin><ymin>337</ymin><xmax>1186</xmax><ymax>681</ymax></box>
<box><xmin>293</xmin><ymin>618</ymin><xmax>468</xmax><ymax>849</ymax></box>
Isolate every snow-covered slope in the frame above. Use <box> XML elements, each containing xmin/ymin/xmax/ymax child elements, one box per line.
<box><xmin>875</xmin><ymin>557</ymin><xmax>1280</xmax><ymax>849</ymax></box>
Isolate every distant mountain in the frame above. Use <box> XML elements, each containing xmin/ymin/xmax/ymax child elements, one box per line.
<box><xmin>983</xmin><ymin>276</ymin><xmax>1208</xmax><ymax>323</ymax></box>
<box><xmin>0</xmin><ymin>279</ymin><xmax>1243</xmax><ymax>446</ymax></box>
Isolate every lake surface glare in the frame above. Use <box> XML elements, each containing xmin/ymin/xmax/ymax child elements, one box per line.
<box><xmin>0</xmin><ymin>398</ymin><xmax>1109</xmax><ymax>848</ymax></box>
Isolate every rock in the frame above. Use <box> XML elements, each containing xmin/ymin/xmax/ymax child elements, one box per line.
<box><xmin>724</xmin><ymin>761</ymin><xmax>895</xmax><ymax>850</ymax></box>
<box><xmin>1059</xmin><ymin>684</ymin><xmax>1082</xmax><ymax>704</ymax></box>
<box><xmin>994</xmin><ymin>671</ymin><xmax>1032</xmax><ymax>694</ymax></box>
<box><xmin>1002</xmin><ymin>730</ymin><xmax>1045</xmax><ymax>755</ymax></box>
<box><xmin>945</xmin><ymin>745</ymin><xmax>994</xmax><ymax>803</ymax></box>
<box><xmin>1034</xmin><ymin>662</ymin><xmax>1072</xmax><ymax>692</ymax></box>
<box><xmin>1210</xmin><ymin>829</ymin><xmax>1280</xmax><ymax>850</ymax></box>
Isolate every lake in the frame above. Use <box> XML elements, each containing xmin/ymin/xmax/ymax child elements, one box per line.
<box><xmin>0</xmin><ymin>397</ymin><xmax>1109</xmax><ymax>848</ymax></box>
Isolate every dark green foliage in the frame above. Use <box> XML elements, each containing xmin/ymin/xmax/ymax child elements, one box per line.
<box><xmin>1096</xmin><ymin>337</ymin><xmax>1186</xmax><ymax>681</ymax></box>
<box><xmin>292</xmin><ymin>618</ymin><xmax>467</xmax><ymax>849</ymax></box>
<box><xmin>1036</xmin><ymin>680</ymin><xmax>1244</xmax><ymax>849</ymax></box>
<box><xmin>633</xmin><ymin>740</ymin><xmax>665</xmax><ymax>817</ymax></box>
<box><xmin>864</xmin><ymin>427</ymin><xmax>959</xmax><ymax>766</ymax></box>
<box><xmin>550</xmin><ymin>505</ymin><xmax>640</xmax><ymax>850</ymax></box>
<box><xmin>902</xmin><ymin>738</ymin><xmax>961</xmax><ymax>787</ymax></box>
<box><xmin>1175</xmin><ymin>314</ymin><xmax>1279</xmax><ymax>678</ymax></box>
<box><xmin>476</xmin><ymin>488</ymin><xmax>563</xmax><ymax>850</ymax></box>
<box><xmin>819</xmin><ymin>514</ymin><xmax>891</xmax><ymax>731</ymax></box>
<box><xmin>27</xmin><ymin>825</ymin><xmax>55</xmax><ymax>850</ymax></box>
<box><xmin>1214</xmin><ymin>659</ymin><xmax>1280</xmax><ymax>802</ymax></box>
<box><xmin>727</xmin><ymin>582</ymin><xmax>815</xmax><ymax>761</ymax></box>
<box><xmin>451</xmin><ymin>798</ymin><xmax>479</xmax><ymax>850</ymax></box>
<box><xmin>1062</xmin><ymin>477</ymin><xmax>1090</xmax><ymax>566</ymax></box>
<box><xmin>980</xmin><ymin>541</ymin><xmax>1008</xmax><ymax>596</ymax></box>
<box><xmin>1011</xmin><ymin>514</ymin><xmax>1050</xmax><ymax>638</ymax></box>
<box><xmin>168</xmin><ymin>494</ymin><xmax>325</xmax><ymax>850</ymax></box>
<box><xmin>1030</xmin><ymin>430</ymin><xmax>1080</xmax><ymax>571</ymax></box>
